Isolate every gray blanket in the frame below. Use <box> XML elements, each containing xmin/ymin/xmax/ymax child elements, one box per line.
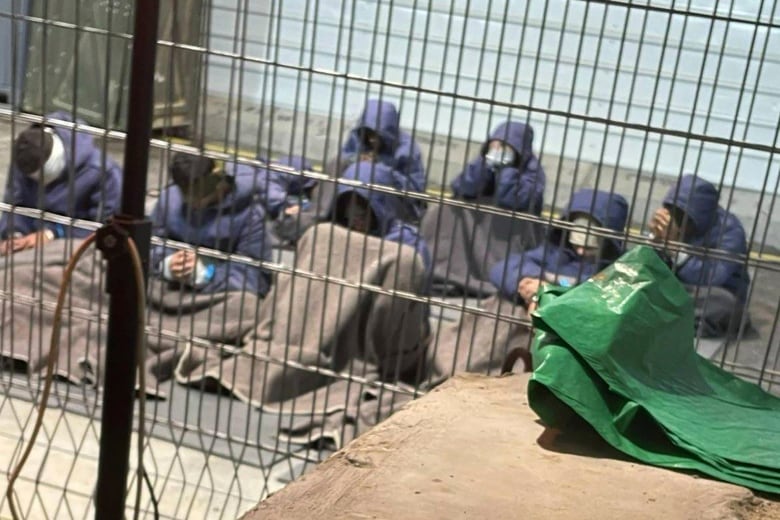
<box><xmin>274</xmin><ymin>295</ymin><xmax>533</xmax><ymax>451</ymax></box>
<box><xmin>174</xmin><ymin>223</ymin><xmax>431</xmax><ymax>412</ymax></box>
<box><xmin>0</xmin><ymin>239</ymin><xmax>261</xmax><ymax>397</ymax></box>
<box><xmin>420</xmin><ymin>201</ymin><xmax>544</xmax><ymax>297</ymax></box>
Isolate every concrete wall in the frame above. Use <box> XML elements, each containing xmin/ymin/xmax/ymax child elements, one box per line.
<box><xmin>205</xmin><ymin>0</ymin><xmax>780</xmax><ymax>193</ymax></box>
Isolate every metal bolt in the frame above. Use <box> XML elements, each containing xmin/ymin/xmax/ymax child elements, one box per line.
<box><xmin>102</xmin><ymin>235</ymin><xmax>117</xmax><ymax>249</ymax></box>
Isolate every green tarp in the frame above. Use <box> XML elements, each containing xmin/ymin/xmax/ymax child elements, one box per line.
<box><xmin>527</xmin><ymin>246</ymin><xmax>780</xmax><ymax>494</ymax></box>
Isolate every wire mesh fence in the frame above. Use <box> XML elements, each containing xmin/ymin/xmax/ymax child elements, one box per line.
<box><xmin>0</xmin><ymin>0</ymin><xmax>778</xmax><ymax>518</ymax></box>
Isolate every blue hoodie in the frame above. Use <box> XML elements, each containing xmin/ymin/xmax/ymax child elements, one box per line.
<box><xmin>662</xmin><ymin>174</ymin><xmax>750</xmax><ymax>301</ymax></box>
<box><xmin>276</xmin><ymin>155</ymin><xmax>316</xmax><ymax>196</ymax></box>
<box><xmin>0</xmin><ymin>111</ymin><xmax>123</xmax><ymax>239</ymax></box>
<box><xmin>150</xmin><ymin>162</ymin><xmax>273</xmax><ymax>296</ymax></box>
<box><xmin>451</xmin><ymin>121</ymin><xmax>545</xmax><ymax>214</ymax></box>
<box><xmin>341</xmin><ymin>99</ymin><xmax>426</xmax><ymax>219</ymax></box>
<box><xmin>489</xmin><ymin>189</ymin><xmax>628</xmax><ymax>299</ymax></box>
<box><xmin>334</xmin><ymin>161</ymin><xmax>431</xmax><ymax>272</ymax></box>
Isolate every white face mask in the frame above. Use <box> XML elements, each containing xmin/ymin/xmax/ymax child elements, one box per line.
<box><xmin>569</xmin><ymin>216</ymin><xmax>602</xmax><ymax>250</ymax></box>
<box><xmin>484</xmin><ymin>145</ymin><xmax>516</xmax><ymax>168</ymax></box>
<box><xmin>29</xmin><ymin>130</ymin><xmax>66</xmax><ymax>186</ymax></box>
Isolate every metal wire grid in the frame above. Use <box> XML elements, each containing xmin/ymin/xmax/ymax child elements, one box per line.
<box><xmin>0</xmin><ymin>0</ymin><xmax>778</xmax><ymax>518</ymax></box>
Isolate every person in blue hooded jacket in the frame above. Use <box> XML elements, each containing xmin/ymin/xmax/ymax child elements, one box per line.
<box><xmin>0</xmin><ymin>112</ymin><xmax>122</xmax><ymax>254</ymax></box>
<box><xmin>339</xmin><ymin>99</ymin><xmax>427</xmax><ymax>221</ymax></box>
<box><xmin>333</xmin><ymin>160</ymin><xmax>431</xmax><ymax>270</ymax></box>
<box><xmin>451</xmin><ymin>121</ymin><xmax>545</xmax><ymax>214</ymax></box>
<box><xmin>648</xmin><ymin>174</ymin><xmax>750</xmax><ymax>337</ymax></box>
<box><xmin>149</xmin><ymin>152</ymin><xmax>274</xmax><ymax>296</ymax></box>
<box><xmin>490</xmin><ymin>189</ymin><xmax>629</xmax><ymax>309</ymax></box>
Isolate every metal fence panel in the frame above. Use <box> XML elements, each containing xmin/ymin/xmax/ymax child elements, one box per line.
<box><xmin>0</xmin><ymin>1</ymin><xmax>778</xmax><ymax>518</ymax></box>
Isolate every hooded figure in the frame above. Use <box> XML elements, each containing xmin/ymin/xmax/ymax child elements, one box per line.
<box><xmin>340</xmin><ymin>99</ymin><xmax>427</xmax><ymax>221</ymax></box>
<box><xmin>451</xmin><ymin>121</ymin><xmax>545</xmax><ymax>214</ymax></box>
<box><xmin>333</xmin><ymin>160</ymin><xmax>431</xmax><ymax>270</ymax></box>
<box><xmin>150</xmin><ymin>152</ymin><xmax>274</xmax><ymax>296</ymax></box>
<box><xmin>490</xmin><ymin>189</ymin><xmax>628</xmax><ymax>302</ymax></box>
<box><xmin>650</xmin><ymin>174</ymin><xmax>750</xmax><ymax>337</ymax></box>
<box><xmin>0</xmin><ymin>111</ymin><xmax>122</xmax><ymax>246</ymax></box>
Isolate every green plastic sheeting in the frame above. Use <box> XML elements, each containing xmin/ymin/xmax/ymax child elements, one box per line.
<box><xmin>527</xmin><ymin>245</ymin><xmax>780</xmax><ymax>494</ymax></box>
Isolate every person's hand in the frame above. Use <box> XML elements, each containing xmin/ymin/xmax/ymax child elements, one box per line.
<box><xmin>0</xmin><ymin>239</ymin><xmax>13</xmax><ymax>256</ymax></box>
<box><xmin>649</xmin><ymin>207</ymin><xmax>681</xmax><ymax>242</ymax></box>
<box><xmin>284</xmin><ymin>204</ymin><xmax>301</xmax><ymax>216</ymax></box>
<box><xmin>0</xmin><ymin>230</ymin><xmax>53</xmax><ymax>255</ymax></box>
<box><xmin>169</xmin><ymin>250</ymin><xmax>197</xmax><ymax>281</ymax></box>
<box><xmin>517</xmin><ymin>277</ymin><xmax>542</xmax><ymax>306</ymax></box>
<box><xmin>359</xmin><ymin>152</ymin><xmax>376</xmax><ymax>163</ymax></box>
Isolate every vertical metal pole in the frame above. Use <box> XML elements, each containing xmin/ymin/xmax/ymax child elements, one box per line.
<box><xmin>94</xmin><ymin>1</ymin><xmax>159</xmax><ymax>518</ymax></box>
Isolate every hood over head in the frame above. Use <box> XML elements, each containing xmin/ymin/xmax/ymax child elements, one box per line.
<box><xmin>553</xmin><ymin>188</ymin><xmax>629</xmax><ymax>254</ymax></box>
<box><xmin>480</xmin><ymin>121</ymin><xmax>535</xmax><ymax>166</ymax></box>
<box><xmin>354</xmin><ymin>99</ymin><xmax>401</xmax><ymax>152</ymax></box>
<box><xmin>663</xmin><ymin>174</ymin><xmax>719</xmax><ymax>238</ymax></box>
<box><xmin>333</xmin><ymin>160</ymin><xmax>404</xmax><ymax>235</ymax></box>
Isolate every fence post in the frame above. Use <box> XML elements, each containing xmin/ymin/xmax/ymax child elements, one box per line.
<box><xmin>94</xmin><ymin>0</ymin><xmax>159</xmax><ymax>518</ymax></box>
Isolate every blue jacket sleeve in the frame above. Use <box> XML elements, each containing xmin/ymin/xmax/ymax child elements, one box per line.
<box><xmin>495</xmin><ymin>158</ymin><xmax>546</xmax><ymax>214</ymax></box>
<box><xmin>392</xmin><ymin>136</ymin><xmax>426</xmax><ymax>195</ymax></box>
<box><xmin>450</xmin><ymin>157</ymin><xmax>491</xmax><ymax>199</ymax></box>
<box><xmin>199</xmin><ymin>204</ymin><xmax>272</xmax><ymax>296</ymax></box>
<box><xmin>149</xmin><ymin>198</ymin><xmax>175</xmax><ymax>274</ymax></box>
<box><xmin>62</xmin><ymin>159</ymin><xmax>123</xmax><ymax>239</ymax></box>
<box><xmin>385</xmin><ymin>221</ymin><xmax>431</xmax><ymax>274</ymax></box>
<box><xmin>675</xmin><ymin>215</ymin><xmax>747</xmax><ymax>290</ymax></box>
<box><xmin>0</xmin><ymin>167</ymin><xmax>36</xmax><ymax>238</ymax></box>
<box><xmin>489</xmin><ymin>247</ymin><xmax>545</xmax><ymax>300</ymax></box>
<box><xmin>263</xmin><ymin>169</ymin><xmax>288</xmax><ymax>219</ymax></box>
<box><xmin>231</xmin><ymin>163</ymin><xmax>288</xmax><ymax>219</ymax></box>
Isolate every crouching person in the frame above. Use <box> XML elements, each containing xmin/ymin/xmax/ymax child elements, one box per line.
<box><xmin>145</xmin><ymin>152</ymin><xmax>274</xmax><ymax>366</ymax></box>
<box><xmin>432</xmin><ymin>188</ymin><xmax>629</xmax><ymax>377</ymax></box>
<box><xmin>491</xmin><ymin>188</ymin><xmax>629</xmax><ymax>312</ymax></box>
<box><xmin>151</xmin><ymin>152</ymin><xmax>273</xmax><ymax>295</ymax></box>
<box><xmin>174</xmin><ymin>159</ymin><xmax>431</xmax><ymax>413</ymax></box>
<box><xmin>648</xmin><ymin>174</ymin><xmax>751</xmax><ymax>338</ymax></box>
<box><xmin>0</xmin><ymin>112</ymin><xmax>122</xmax><ymax>256</ymax></box>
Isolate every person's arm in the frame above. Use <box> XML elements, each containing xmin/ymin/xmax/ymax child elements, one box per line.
<box><xmin>231</xmin><ymin>162</ymin><xmax>288</xmax><ymax>219</ymax></box>
<box><xmin>495</xmin><ymin>157</ymin><xmax>546</xmax><ymax>214</ymax></box>
<box><xmin>450</xmin><ymin>157</ymin><xmax>492</xmax><ymax>199</ymax></box>
<box><xmin>69</xmin><ymin>159</ymin><xmax>123</xmax><ymax>239</ymax></box>
<box><xmin>489</xmin><ymin>248</ymin><xmax>544</xmax><ymax>301</ymax></box>
<box><xmin>393</xmin><ymin>137</ymin><xmax>426</xmax><ymax>195</ymax></box>
<box><xmin>149</xmin><ymin>197</ymin><xmax>177</xmax><ymax>278</ymax></box>
<box><xmin>0</xmin><ymin>167</ymin><xmax>36</xmax><ymax>239</ymax></box>
<box><xmin>196</xmin><ymin>204</ymin><xmax>273</xmax><ymax>295</ymax></box>
<box><xmin>675</xmin><ymin>216</ymin><xmax>747</xmax><ymax>289</ymax></box>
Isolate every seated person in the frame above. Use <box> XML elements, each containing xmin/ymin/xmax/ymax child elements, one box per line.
<box><xmin>173</xmin><ymin>159</ymin><xmax>432</xmax><ymax>409</ymax></box>
<box><xmin>332</xmin><ymin>160</ymin><xmax>430</xmax><ymax>268</ymax></box>
<box><xmin>451</xmin><ymin>121</ymin><xmax>545</xmax><ymax>214</ymax></box>
<box><xmin>0</xmin><ymin>111</ymin><xmax>122</xmax><ymax>255</ymax></box>
<box><xmin>339</xmin><ymin>98</ymin><xmax>427</xmax><ymax>221</ymax></box>
<box><xmin>490</xmin><ymin>188</ymin><xmax>629</xmax><ymax>311</ymax></box>
<box><xmin>419</xmin><ymin>121</ymin><xmax>546</xmax><ymax>297</ymax></box>
<box><xmin>150</xmin><ymin>152</ymin><xmax>274</xmax><ymax>296</ymax></box>
<box><xmin>648</xmin><ymin>174</ymin><xmax>750</xmax><ymax>338</ymax></box>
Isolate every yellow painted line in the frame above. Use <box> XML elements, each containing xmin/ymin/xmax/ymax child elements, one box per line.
<box><xmin>164</xmin><ymin>136</ymin><xmax>780</xmax><ymax>264</ymax></box>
